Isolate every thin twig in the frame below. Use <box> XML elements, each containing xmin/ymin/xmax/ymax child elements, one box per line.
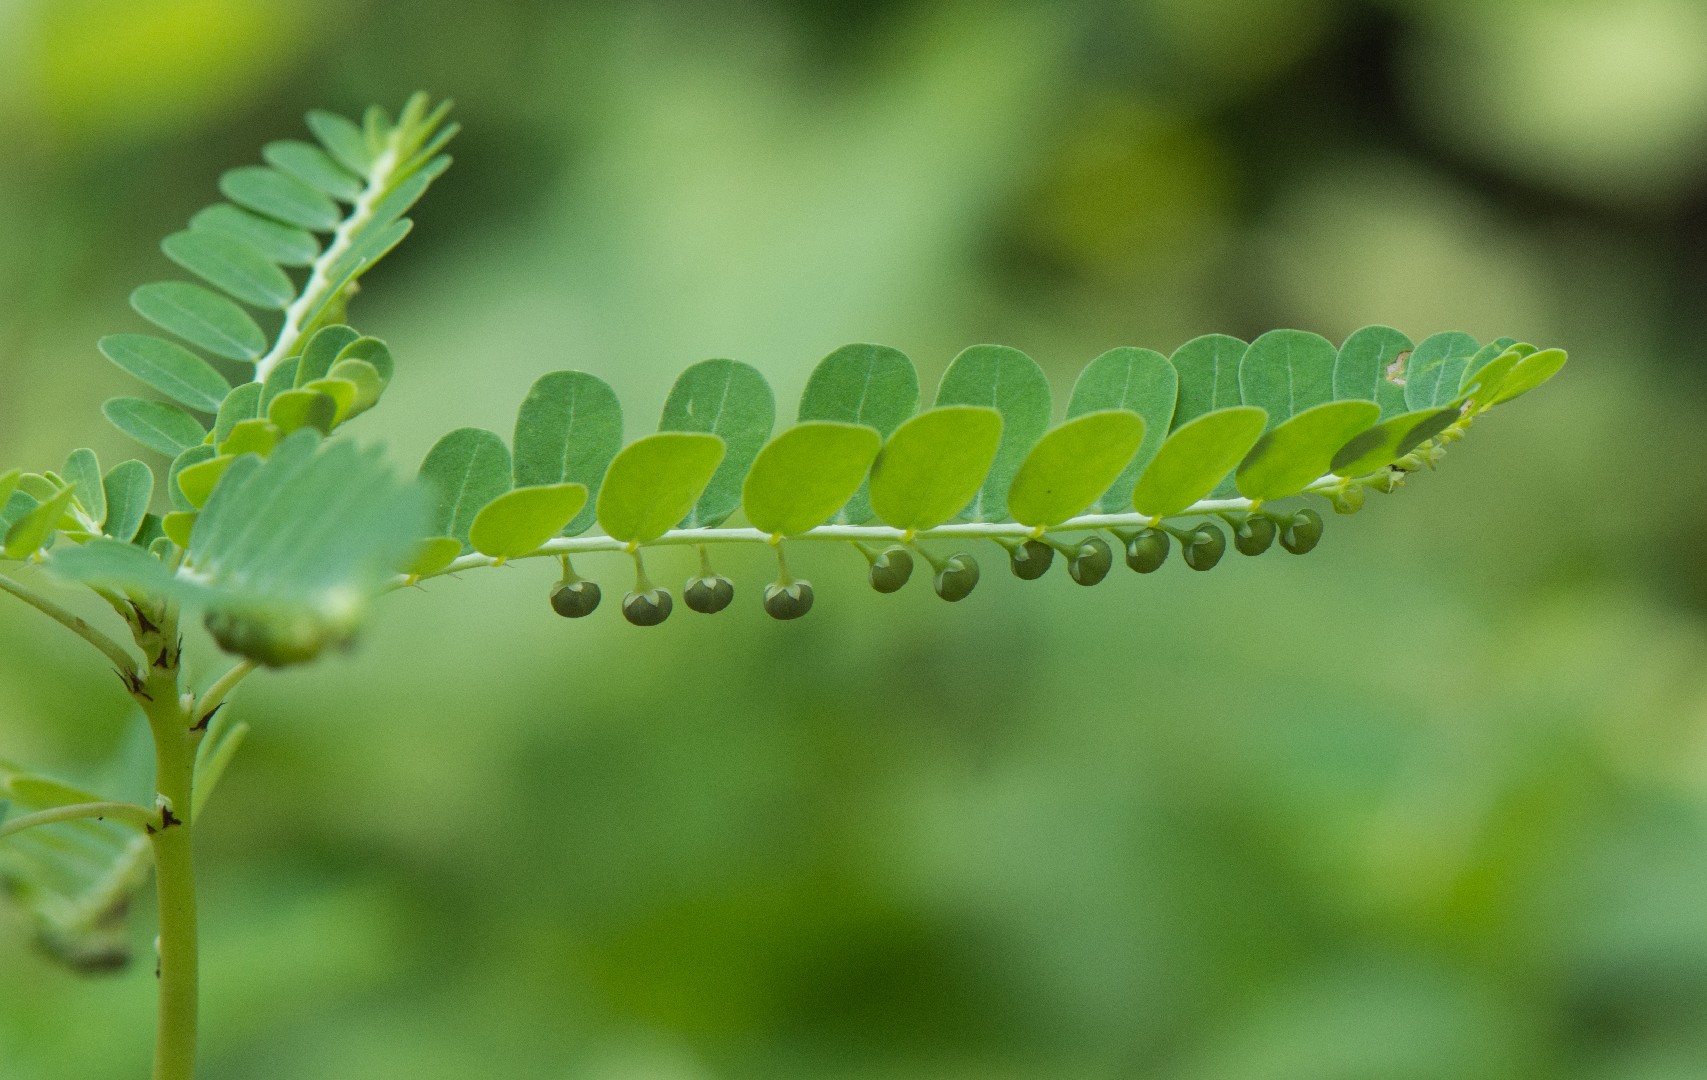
<box><xmin>0</xmin><ymin>573</ymin><xmax>141</xmax><ymax>675</ymax></box>
<box><xmin>0</xmin><ymin>801</ymin><xmax>155</xmax><ymax>841</ymax></box>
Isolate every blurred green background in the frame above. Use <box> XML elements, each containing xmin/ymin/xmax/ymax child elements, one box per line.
<box><xmin>3</xmin><ymin>0</ymin><xmax>1707</xmax><ymax>1076</ymax></box>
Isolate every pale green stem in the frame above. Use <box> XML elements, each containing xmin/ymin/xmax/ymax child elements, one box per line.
<box><xmin>0</xmin><ymin>573</ymin><xmax>141</xmax><ymax>675</ymax></box>
<box><xmin>141</xmin><ymin>667</ymin><xmax>198</xmax><ymax>1080</ymax></box>
<box><xmin>0</xmin><ymin>801</ymin><xmax>154</xmax><ymax>840</ymax></box>
<box><xmin>195</xmin><ymin>659</ymin><xmax>256</xmax><ymax>726</ymax></box>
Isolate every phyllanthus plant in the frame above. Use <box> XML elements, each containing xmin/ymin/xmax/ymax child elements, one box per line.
<box><xmin>0</xmin><ymin>96</ymin><xmax>1567</xmax><ymax>1079</ymax></box>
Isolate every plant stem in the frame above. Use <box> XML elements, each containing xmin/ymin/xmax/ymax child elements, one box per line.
<box><xmin>0</xmin><ymin>572</ymin><xmax>140</xmax><ymax>675</ymax></box>
<box><xmin>141</xmin><ymin>667</ymin><xmax>199</xmax><ymax>1080</ymax></box>
<box><xmin>0</xmin><ymin>801</ymin><xmax>153</xmax><ymax>841</ymax></box>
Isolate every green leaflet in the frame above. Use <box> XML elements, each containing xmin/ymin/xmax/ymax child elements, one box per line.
<box><xmin>260</xmin><ymin>357</ymin><xmax>299</xmax><ymax>413</ymax></box>
<box><xmin>261</xmin><ymin>140</ymin><xmax>363</xmax><ymax>202</ymax></box>
<box><xmin>130</xmin><ymin>282</ymin><xmax>267</xmax><ymax>363</ymax></box>
<box><xmin>0</xmin><ymin>491</ymin><xmax>39</xmax><ymax>544</ymax></box>
<box><xmin>267</xmin><ymin>389</ymin><xmax>338</xmax><ymax>435</ymax></box>
<box><xmin>1</xmin><ymin>770</ymin><xmax>106</xmax><ymax>811</ymax></box>
<box><xmin>213</xmin><ymin>383</ymin><xmax>263</xmax><ymax>445</ymax></box>
<box><xmin>597</xmin><ymin>433</ymin><xmax>726</xmax><ymax>545</ymax></box>
<box><xmin>161</xmin><ymin>511</ymin><xmax>197</xmax><ymax>548</ymax></box>
<box><xmin>97</xmin><ymin>334</ymin><xmax>230</xmax><ymax>413</ymax></box>
<box><xmin>168</xmin><ymin>446</ymin><xmax>217</xmax><ymax>512</ymax></box>
<box><xmin>797</xmin><ymin>343</ymin><xmax>921</xmax><ymax>525</ymax></box>
<box><xmin>176</xmin><ymin>455</ymin><xmax>235</xmax><ymax>510</ymax></box>
<box><xmin>218</xmin><ymin>165</ymin><xmax>341</xmax><ymax>232</ymax></box>
<box><xmin>306</xmin><ymin>110</ymin><xmax>373</xmax><ymax>176</ymax></box>
<box><xmin>1168</xmin><ymin>334</ymin><xmax>1246</xmax><ymax>429</ymax></box>
<box><xmin>1066</xmin><ymin>347</ymin><xmax>1177</xmax><ymax>513</ymax></box>
<box><xmin>101</xmin><ymin>461</ymin><xmax>153</xmax><ymax>543</ymax></box>
<box><xmin>62</xmin><ymin>449</ymin><xmax>105</xmax><ymax>530</ymax></box>
<box><xmin>102</xmin><ymin>398</ymin><xmax>206</xmax><ymax>457</ymax></box>
<box><xmin>328</xmin><ymin>359</ymin><xmax>383</xmax><ymax>416</ymax></box>
<box><xmin>1235</xmin><ymin>401</ymin><xmax>1381</xmax><ymax>502</ymax></box>
<box><xmin>869</xmin><ymin>407</ymin><xmax>1003</xmax><ymax>532</ymax></box>
<box><xmin>469</xmin><ymin>484</ymin><xmax>589</xmax><ymax>560</ymax></box>
<box><xmin>334</xmin><ymin>337</ymin><xmax>394</xmax><ymax>388</ymax></box>
<box><xmin>1331</xmin><ymin>407</ymin><xmax>1460</xmax><ymax>477</ymax></box>
<box><xmin>302</xmin><ymin>378</ymin><xmax>358</xmax><ymax>426</ymax></box>
<box><xmin>160</xmin><ymin>230</ymin><xmax>294</xmax><ymax>310</ymax></box>
<box><xmin>1332</xmin><ymin>325</ymin><xmax>1411</xmax><ymax>418</ymax></box>
<box><xmin>513</xmin><ymin>371</ymin><xmax>623</xmax><ymax>537</ymax></box>
<box><xmin>1404</xmin><ymin>332</ymin><xmax>1480</xmax><ymax>412</ymax></box>
<box><xmin>1132</xmin><ymin>406</ymin><xmax>1267</xmax><ymax>518</ymax></box>
<box><xmin>1238</xmin><ymin>329</ymin><xmax>1336</xmax><ymax>430</ymax></box>
<box><xmin>189</xmin><ymin>204</ymin><xmax>320</xmax><ymax>267</ymax></box>
<box><xmin>934</xmin><ymin>345</ymin><xmax>1051</xmax><ymax>522</ymax></box>
<box><xmin>1009</xmin><ymin>410</ymin><xmax>1146</xmax><ymax>528</ymax></box>
<box><xmin>0</xmin><ymin>470</ymin><xmax>18</xmax><ymax>513</ymax></box>
<box><xmin>220</xmin><ymin>419</ymin><xmax>280</xmax><ymax>458</ymax></box>
<box><xmin>403</xmin><ymin>537</ymin><xmax>464</xmax><ymax>578</ymax></box>
<box><xmin>1487</xmin><ymin>347</ymin><xmax>1567</xmax><ymax>406</ymax></box>
<box><xmin>419</xmin><ymin>428</ymin><xmax>514</xmax><ymax>546</ymax></box>
<box><xmin>296</xmin><ymin>325</ymin><xmax>361</xmax><ymax>386</ymax></box>
<box><xmin>659</xmin><ymin>359</ymin><xmax>775</xmax><ymax>529</ymax></box>
<box><xmin>1459</xmin><ymin>337</ymin><xmax>1518</xmax><ymax>394</ymax></box>
<box><xmin>4</xmin><ymin>485</ymin><xmax>77</xmax><ymax>560</ymax></box>
<box><xmin>51</xmin><ymin>536</ymin><xmax>172</xmax><ymax>595</ymax></box>
<box><xmin>742</xmin><ymin>422</ymin><xmax>883</xmax><ymax>537</ymax></box>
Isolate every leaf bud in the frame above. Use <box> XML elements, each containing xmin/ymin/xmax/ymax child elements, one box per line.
<box><xmin>1124</xmin><ymin>528</ymin><xmax>1169</xmax><ymax>573</ymax></box>
<box><xmin>621</xmin><ymin>588</ymin><xmax>673</xmax><ymax>626</ymax></box>
<box><xmin>549</xmin><ymin>578</ymin><xmax>602</xmax><ymax>619</ymax></box>
<box><xmin>1008</xmin><ymin>539</ymin><xmax>1054</xmax><ymax>580</ymax></box>
<box><xmin>684</xmin><ymin>574</ymin><xmax>735</xmax><ymax>614</ymax></box>
<box><xmin>933</xmin><ymin>554</ymin><xmax>980</xmax><ymax>602</ymax></box>
<box><xmin>1067</xmin><ymin>536</ymin><xmax>1112</xmax><ymax>586</ymax></box>
<box><xmin>869</xmin><ymin>547</ymin><xmax>914</xmax><ymax>593</ymax></box>
<box><xmin>763</xmin><ymin>580</ymin><xmax>815</xmax><ymax>620</ymax></box>
<box><xmin>1181</xmin><ymin>523</ymin><xmax>1226</xmax><ymax>571</ymax></box>
<box><xmin>1232</xmin><ymin>514</ymin><xmax>1276</xmax><ymax>556</ymax></box>
<box><xmin>1279</xmin><ymin>509</ymin><xmax>1323</xmax><ymax>555</ymax></box>
<box><xmin>1331</xmin><ymin>484</ymin><xmax>1366</xmax><ymax>515</ymax></box>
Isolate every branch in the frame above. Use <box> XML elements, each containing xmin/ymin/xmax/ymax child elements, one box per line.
<box><xmin>0</xmin><ymin>573</ymin><xmax>141</xmax><ymax>675</ymax></box>
<box><xmin>194</xmin><ymin>660</ymin><xmax>257</xmax><ymax>729</ymax></box>
<box><xmin>0</xmin><ymin>801</ymin><xmax>155</xmax><ymax>841</ymax></box>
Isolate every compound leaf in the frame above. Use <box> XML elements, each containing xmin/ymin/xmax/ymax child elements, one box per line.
<box><xmin>1067</xmin><ymin>347</ymin><xmax>1177</xmax><ymax>512</ymax></box>
<box><xmin>129</xmin><ymin>282</ymin><xmax>267</xmax><ymax>362</ymax></box>
<box><xmin>742</xmin><ymin>422</ymin><xmax>882</xmax><ymax>537</ymax></box>
<box><xmin>1239</xmin><ymin>329</ymin><xmax>1336</xmax><ymax>430</ymax></box>
<box><xmin>933</xmin><ymin>345</ymin><xmax>1051</xmax><ymax>521</ymax></box>
<box><xmin>869</xmin><ymin>407</ymin><xmax>1003</xmax><ymax>532</ymax></box>
<box><xmin>419</xmin><ymin>428</ymin><xmax>513</xmax><ymax>546</ymax></box>
<box><xmin>659</xmin><ymin>359</ymin><xmax>774</xmax><ymax>529</ymax></box>
<box><xmin>97</xmin><ymin>334</ymin><xmax>230</xmax><ymax>413</ymax></box>
<box><xmin>597</xmin><ymin>433</ymin><xmax>726</xmax><ymax>545</ymax></box>
<box><xmin>513</xmin><ymin>371</ymin><xmax>622</xmax><ymax>537</ymax></box>
<box><xmin>1009</xmin><ymin>410</ymin><xmax>1146</xmax><ymax>527</ymax></box>
<box><xmin>1132</xmin><ymin>406</ymin><xmax>1267</xmax><ymax>518</ymax></box>
<box><xmin>1236</xmin><ymin>400</ymin><xmax>1380</xmax><ymax>502</ymax></box>
<box><xmin>102</xmin><ymin>398</ymin><xmax>206</xmax><ymax>457</ymax></box>
<box><xmin>469</xmin><ymin>484</ymin><xmax>588</xmax><ymax>560</ymax></box>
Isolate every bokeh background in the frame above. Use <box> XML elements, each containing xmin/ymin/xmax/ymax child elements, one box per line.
<box><xmin>2</xmin><ymin>0</ymin><xmax>1706</xmax><ymax>1076</ymax></box>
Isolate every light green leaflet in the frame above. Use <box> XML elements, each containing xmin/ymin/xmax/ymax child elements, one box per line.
<box><xmin>306</xmin><ymin>110</ymin><xmax>373</xmax><ymax>175</ymax></box>
<box><xmin>797</xmin><ymin>343</ymin><xmax>921</xmax><ymax>525</ymax></box>
<box><xmin>261</xmin><ymin>141</ymin><xmax>363</xmax><ymax>202</ymax></box>
<box><xmin>328</xmin><ymin>359</ymin><xmax>383</xmax><ymax>415</ymax></box>
<box><xmin>1459</xmin><ymin>337</ymin><xmax>1518</xmax><ymax>394</ymax></box>
<box><xmin>62</xmin><ymin>449</ymin><xmax>105</xmax><ymax>529</ymax></box>
<box><xmin>1331</xmin><ymin>407</ymin><xmax>1460</xmax><ymax>477</ymax></box>
<box><xmin>334</xmin><ymin>337</ymin><xmax>394</xmax><ymax>388</ymax></box>
<box><xmin>513</xmin><ymin>371</ymin><xmax>623</xmax><ymax>537</ymax></box>
<box><xmin>260</xmin><ymin>358</ymin><xmax>299</xmax><ymax>413</ymax></box>
<box><xmin>101</xmin><ymin>461</ymin><xmax>153</xmax><ymax>543</ymax></box>
<box><xmin>5</xmin><ymin>485</ymin><xmax>77</xmax><ymax>560</ymax></box>
<box><xmin>1404</xmin><ymin>332</ymin><xmax>1480</xmax><ymax>412</ymax></box>
<box><xmin>1238</xmin><ymin>329</ymin><xmax>1336</xmax><ymax>430</ymax></box>
<box><xmin>404</xmin><ymin>537</ymin><xmax>464</xmax><ymax>578</ymax></box>
<box><xmin>0</xmin><ymin>470</ymin><xmax>19</xmax><ymax>514</ymax></box>
<box><xmin>177</xmin><ymin>456</ymin><xmax>235</xmax><ymax>510</ymax></box>
<box><xmin>267</xmin><ymin>388</ymin><xmax>337</xmax><ymax>435</ymax></box>
<box><xmin>0</xmin><ymin>490</ymin><xmax>37</xmax><ymax>542</ymax></box>
<box><xmin>102</xmin><ymin>398</ymin><xmax>206</xmax><ymax>457</ymax></box>
<box><xmin>742</xmin><ymin>423</ymin><xmax>883</xmax><ymax>537</ymax></box>
<box><xmin>659</xmin><ymin>359</ymin><xmax>775</xmax><ymax>529</ymax></box>
<box><xmin>296</xmin><ymin>325</ymin><xmax>361</xmax><ymax>386</ymax></box>
<box><xmin>1009</xmin><ymin>410</ymin><xmax>1146</xmax><ymax>527</ymax></box>
<box><xmin>129</xmin><ymin>282</ymin><xmax>266</xmax><ymax>362</ymax></box>
<box><xmin>218</xmin><ymin>166</ymin><xmax>341</xmax><ymax>232</ymax></box>
<box><xmin>597</xmin><ymin>433</ymin><xmax>726</xmax><ymax>545</ymax></box>
<box><xmin>934</xmin><ymin>345</ymin><xmax>1051</xmax><ymax>522</ymax></box>
<box><xmin>1332</xmin><ymin>325</ymin><xmax>1411</xmax><ymax>418</ymax></box>
<box><xmin>168</xmin><ymin>446</ymin><xmax>217</xmax><ymax>512</ymax></box>
<box><xmin>302</xmin><ymin>378</ymin><xmax>358</xmax><ymax>425</ymax></box>
<box><xmin>1132</xmin><ymin>406</ymin><xmax>1267</xmax><ymax>518</ymax></box>
<box><xmin>1487</xmin><ymin>348</ymin><xmax>1567</xmax><ymax>406</ymax></box>
<box><xmin>1168</xmin><ymin>334</ymin><xmax>1246</xmax><ymax>429</ymax></box>
<box><xmin>1236</xmin><ymin>401</ymin><xmax>1380</xmax><ymax>502</ymax></box>
<box><xmin>1066</xmin><ymin>347</ymin><xmax>1177</xmax><ymax>513</ymax></box>
<box><xmin>469</xmin><ymin>484</ymin><xmax>589</xmax><ymax>560</ymax></box>
<box><xmin>220</xmin><ymin>419</ymin><xmax>279</xmax><ymax>458</ymax></box>
<box><xmin>419</xmin><ymin>428</ymin><xmax>514</xmax><ymax>546</ymax></box>
<box><xmin>98</xmin><ymin>334</ymin><xmax>231</xmax><ymax>413</ymax></box>
<box><xmin>869</xmin><ymin>407</ymin><xmax>1003</xmax><ymax>532</ymax></box>
<box><xmin>190</xmin><ymin>204</ymin><xmax>320</xmax><ymax>267</ymax></box>
<box><xmin>160</xmin><ymin>231</ymin><xmax>294</xmax><ymax>310</ymax></box>
<box><xmin>213</xmin><ymin>383</ymin><xmax>262</xmax><ymax>444</ymax></box>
